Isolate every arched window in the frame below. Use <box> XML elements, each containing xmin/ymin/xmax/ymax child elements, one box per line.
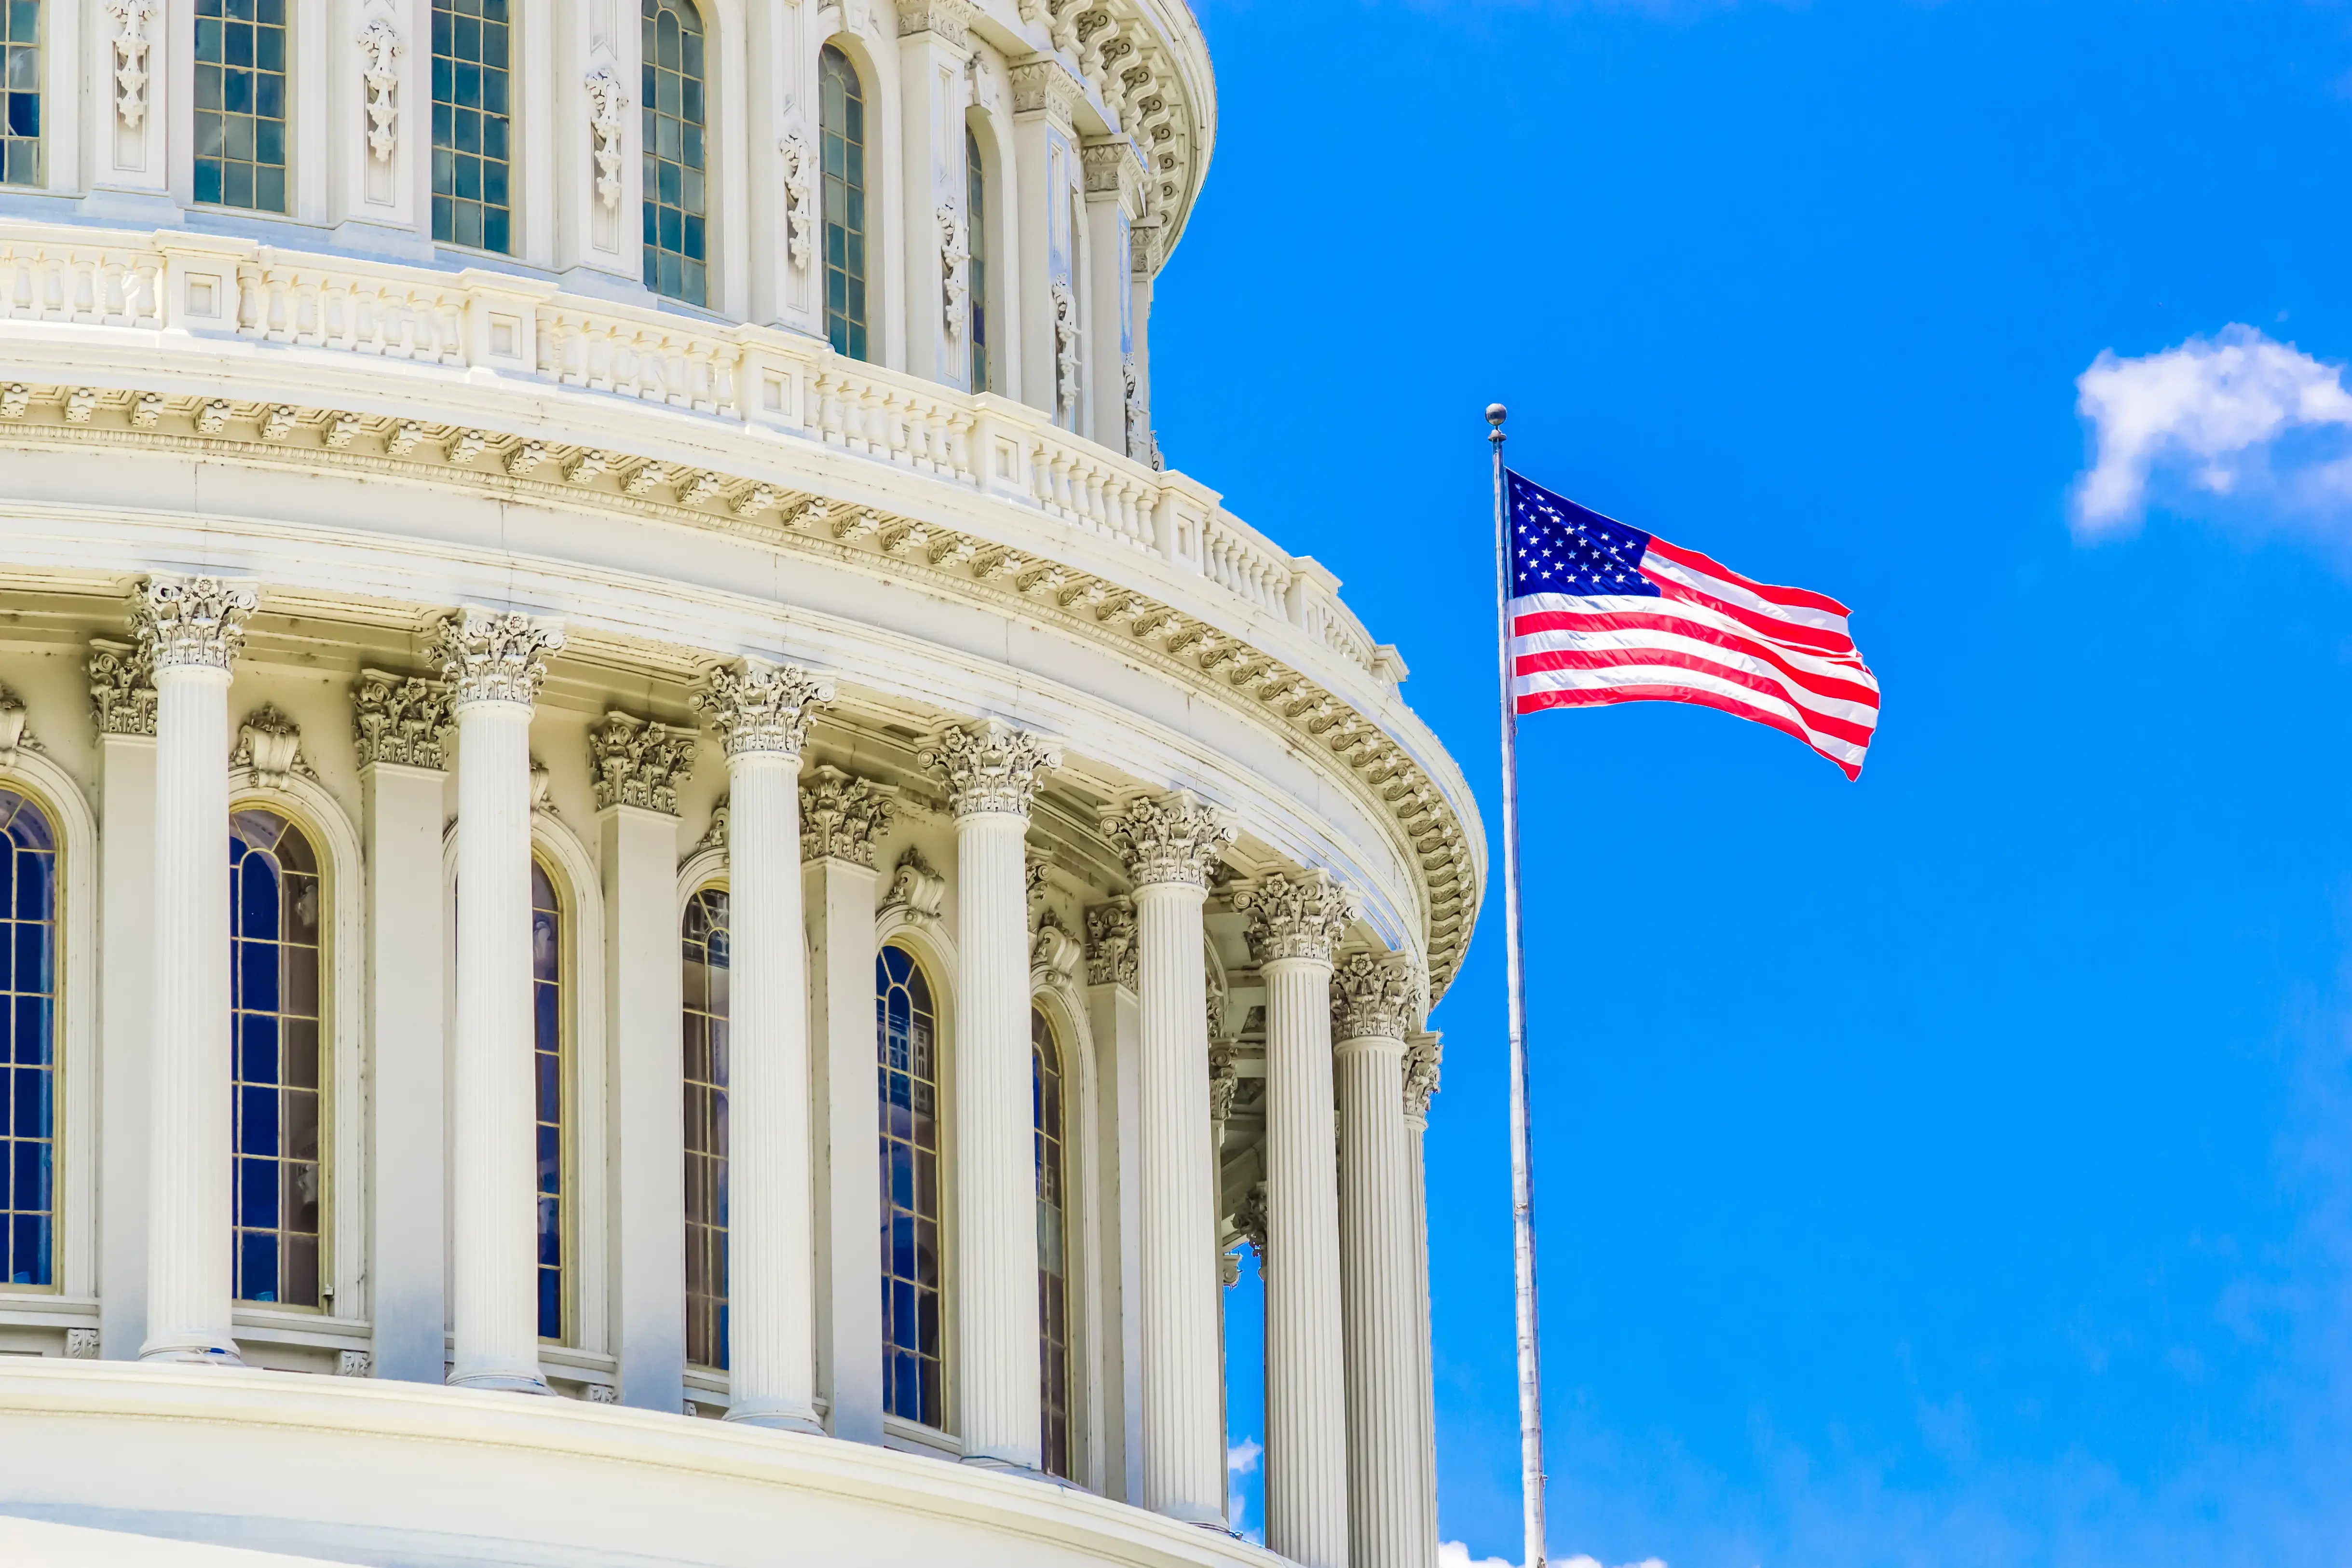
<box><xmin>641</xmin><ymin>0</ymin><xmax>708</xmax><ymax>306</ymax></box>
<box><xmin>230</xmin><ymin>808</ymin><xmax>322</xmax><ymax>1307</ymax></box>
<box><xmin>820</xmin><ymin>44</ymin><xmax>869</xmax><ymax>361</ymax></box>
<box><xmin>1033</xmin><ymin>1005</ymin><xmax>1070</xmax><ymax>1477</ymax></box>
<box><xmin>966</xmin><ymin>126</ymin><xmax>988</xmax><ymax>393</ymax></box>
<box><xmin>431</xmin><ymin>0</ymin><xmax>513</xmax><ymax>253</ymax></box>
<box><xmin>532</xmin><ymin>858</ymin><xmax>565</xmax><ymax>1340</ymax></box>
<box><xmin>681</xmin><ymin>885</ymin><xmax>729</xmax><ymax>1371</ymax></box>
<box><xmin>0</xmin><ymin>1</ymin><xmax>41</xmax><ymax>188</ymax></box>
<box><xmin>876</xmin><ymin>943</ymin><xmax>940</xmax><ymax>1425</ymax></box>
<box><xmin>0</xmin><ymin>789</ymin><xmax>55</xmax><ymax>1289</ymax></box>
<box><xmin>195</xmin><ymin>0</ymin><xmax>290</xmax><ymax>213</ymax></box>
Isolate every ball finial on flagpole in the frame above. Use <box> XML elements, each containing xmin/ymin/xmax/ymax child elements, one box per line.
<box><xmin>1487</xmin><ymin>402</ymin><xmax>1508</xmax><ymax>430</ymax></box>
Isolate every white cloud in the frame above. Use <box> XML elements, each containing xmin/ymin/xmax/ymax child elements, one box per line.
<box><xmin>2071</xmin><ymin>324</ymin><xmax>2352</xmax><ymax>536</ymax></box>
<box><xmin>1226</xmin><ymin>1438</ymin><xmax>1262</xmax><ymax>1476</ymax></box>
<box><xmin>1439</xmin><ymin>1542</ymin><xmax>1667</xmax><ymax>1568</ymax></box>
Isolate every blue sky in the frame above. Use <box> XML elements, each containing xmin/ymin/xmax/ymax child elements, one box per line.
<box><xmin>1161</xmin><ymin>3</ymin><xmax>2352</xmax><ymax>1565</ymax></box>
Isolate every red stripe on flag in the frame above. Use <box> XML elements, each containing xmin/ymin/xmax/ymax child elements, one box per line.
<box><xmin>1511</xmin><ymin>608</ymin><xmax>1882</xmax><ymax>710</ymax></box>
<box><xmin>1514</xmin><ymin>646</ymin><xmax>1878</xmax><ymax>749</ymax></box>
<box><xmin>1515</xmin><ymin>682</ymin><xmax>1866</xmax><ymax>781</ymax></box>
<box><xmin>1641</xmin><ymin>536</ymin><xmax>1853</xmax><ymax>619</ymax></box>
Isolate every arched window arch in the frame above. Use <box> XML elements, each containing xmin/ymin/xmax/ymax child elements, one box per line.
<box><xmin>681</xmin><ymin>884</ymin><xmax>729</xmax><ymax>1371</ymax></box>
<box><xmin>532</xmin><ymin>855</ymin><xmax>566</xmax><ymax>1341</ymax></box>
<box><xmin>642</xmin><ymin>0</ymin><xmax>709</xmax><ymax>306</ymax></box>
<box><xmin>195</xmin><ymin>0</ymin><xmax>290</xmax><ymax>213</ymax></box>
<box><xmin>821</xmin><ymin>43</ymin><xmax>869</xmax><ymax>361</ymax></box>
<box><xmin>0</xmin><ymin>1</ymin><xmax>42</xmax><ymax>189</ymax></box>
<box><xmin>876</xmin><ymin>942</ymin><xmax>941</xmax><ymax>1425</ymax></box>
<box><xmin>0</xmin><ymin>788</ymin><xmax>55</xmax><ymax>1289</ymax></box>
<box><xmin>966</xmin><ymin>125</ymin><xmax>989</xmax><ymax>393</ymax></box>
<box><xmin>1032</xmin><ymin>1005</ymin><xmax>1070</xmax><ymax>1477</ymax></box>
<box><xmin>431</xmin><ymin>0</ymin><xmax>514</xmax><ymax>253</ymax></box>
<box><xmin>230</xmin><ymin>807</ymin><xmax>323</xmax><ymax>1308</ymax></box>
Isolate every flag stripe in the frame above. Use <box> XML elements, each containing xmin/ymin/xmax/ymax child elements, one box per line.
<box><xmin>1514</xmin><ymin>653</ymin><xmax>1877</xmax><ymax>751</ymax></box>
<box><xmin>1513</xmin><ymin>644</ymin><xmax>1880</xmax><ymax>740</ymax></box>
<box><xmin>1512</xmin><ymin>611</ymin><xmax>1882</xmax><ymax>708</ymax></box>
<box><xmin>1517</xmin><ymin>682</ymin><xmax>1867</xmax><ymax>779</ymax></box>
<box><xmin>1640</xmin><ymin>535</ymin><xmax>1854</xmax><ymax>620</ymax></box>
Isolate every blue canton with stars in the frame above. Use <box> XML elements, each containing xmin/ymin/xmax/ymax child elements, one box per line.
<box><xmin>1508</xmin><ymin>472</ymin><xmax>1662</xmax><ymax>600</ymax></box>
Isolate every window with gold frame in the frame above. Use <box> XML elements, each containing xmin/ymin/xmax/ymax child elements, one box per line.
<box><xmin>1033</xmin><ymin>1004</ymin><xmax>1071</xmax><ymax>1477</ymax></box>
<box><xmin>230</xmin><ymin>806</ymin><xmax>323</xmax><ymax>1308</ymax></box>
<box><xmin>681</xmin><ymin>884</ymin><xmax>729</xmax><ymax>1371</ymax></box>
<box><xmin>532</xmin><ymin>857</ymin><xmax>567</xmax><ymax>1341</ymax></box>
<box><xmin>876</xmin><ymin>943</ymin><xmax>941</xmax><ymax>1425</ymax></box>
<box><xmin>0</xmin><ymin>786</ymin><xmax>56</xmax><ymax>1290</ymax></box>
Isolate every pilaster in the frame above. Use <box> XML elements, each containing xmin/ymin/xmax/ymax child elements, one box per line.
<box><xmin>1008</xmin><ymin>55</ymin><xmax>1083</xmax><ymax>423</ymax></box>
<box><xmin>93</xmin><ymin>640</ymin><xmax>156</xmax><ymax>1361</ymax></box>
<box><xmin>1084</xmin><ymin>896</ymin><xmax>1146</xmax><ymax>1505</ymax></box>
<box><xmin>1404</xmin><ymin>1030</ymin><xmax>1445</xmax><ymax>1568</ymax></box>
<box><xmin>898</xmin><ymin>1</ymin><xmax>978</xmax><ymax>388</ymax></box>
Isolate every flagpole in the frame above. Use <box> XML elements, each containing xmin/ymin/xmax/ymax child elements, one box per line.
<box><xmin>1488</xmin><ymin>403</ymin><xmax>1547</xmax><ymax>1568</ymax></box>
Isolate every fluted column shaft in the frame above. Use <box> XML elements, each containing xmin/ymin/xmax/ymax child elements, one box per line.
<box><xmin>140</xmin><ymin>577</ymin><xmax>254</xmax><ymax>1363</ymax></box>
<box><xmin>698</xmin><ymin>657</ymin><xmax>834</xmax><ymax>1431</ymax></box>
<box><xmin>1106</xmin><ymin>791</ymin><xmax>1235</xmax><ymax>1526</ymax></box>
<box><xmin>1335</xmin><ymin>954</ymin><xmax>1428</xmax><ymax>1568</ymax></box>
<box><xmin>444</xmin><ymin>610</ymin><xmax>562</xmax><ymax>1392</ymax></box>
<box><xmin>1406</xmin><ymin>1034</ymin><xmax>1445</xmax><ymax>1568</ymax></box>
<box><xmin>922</xmin><ymin>720</ymin><xmax>1060</xmax><ymax>1471</ymax></box>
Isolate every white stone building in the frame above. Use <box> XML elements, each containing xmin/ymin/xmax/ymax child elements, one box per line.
<box><xmin>0</xmin><ymin>3</ymin><xmax>1484</xmax><ymax>1567</ymax></box>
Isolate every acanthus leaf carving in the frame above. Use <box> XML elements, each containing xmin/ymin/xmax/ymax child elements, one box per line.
<box><xmin>920</xmin><ymin>720</ymin><xmax>1060</xmax><ymax>818</ymax></box>
<box><xmin>800</xmin><ymin>765</ymin><xmax>894</xmax><ymax>866</ymax></box>
<box><xmin>357</xmin><ymin>18</ymin><xmax>403</xmax><ymax>163</ymax></box>
<box><xmin>778</xmin><ymin>131</ymin><xmax>816</xmax><ymax>271</ymax></box>
<box><xmin>1084</xmin><ymin>895</ymin><xmax>1137</xmax><ymax>989</ymax></box>
<box><xmin>1330</xmin><ymin>950</ymin><xmax>1424</xmax><ymax>1045</ymax></box>
<box><xmin>88</xmin><ymin>638</ymin><xmax>156</xmax><ymax>738</ymax></box>
<box><xmin>136</xmin><ymin>575</ymin><xmax>257</xmax><ymax>674</ymax></box>
<box><xmin>353</xmin><ymin>669</ymin><xmax>453</xmax><ymax>770</ymax></box>
<box><xmin>588</xmin><ymin>709</ymin><xmax>697</xmax><ymax>816</ymax></box>
<box><xmin>1231</xmin><ymin>868</ymin><xmax>1356</xmax><ymax>966</ymax></box>
<box><xmin>939</xmin><ymin>202</ymin><xmax>969</xmax><ymax>340</ymax></box>
<box><xmin>585</xmin><ymin>67</ymin><xmax>629</xmax><ymax>210</ymax></box>
<box><xmin>1050</xmin><ymin>279</ymin><xmax>1083</xmax><ymax>421</ymax></box>
<box><xmin>1102</xmin><ymin>789</ymin><xmax>1232</xmax><ymax>890</ymax></box>
<box><xmin>434</xmin><ymin>608</ymin><xmax>564</xmax><ymax>709</ymax></box>
<box><xmin>1404</xmin><ymin>1030</ymin><xmax>1444</xmax><ymax>1121</ymax></box>
<box><xmin>695</xmin><ymin>658</ymin><xmax>833</xmax><ymax>758</ymax></box>
<box><xmin>881</xmin><ymin>846</ymin><xmax>948</xmax><ymax>925</ymax></box>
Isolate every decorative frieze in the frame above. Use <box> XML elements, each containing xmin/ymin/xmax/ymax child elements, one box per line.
<box><xmin>232</xmin><ymin>704</ymin><xmax>313</xmax><ymax>791</ymax></box>
<box><xmin>1084</xmin><ymin>896</ymin><xmax>1137</xmax><ymax>988</ymax></box>
<box><xmin>1331</xmin><ymin>951</ymin><xmax>1423</xmax><ymax>1044</ymax></box>
<box><xmin>357</xmin><ymin>19</ymin><xmax>402</xmax><ymax>162</ymax></box>
<box><xmin>435</xmin><ymin>608</ymin><xmax>563</xmax><ymax>709</ymax></box>
<box><xmin>1103</xmin><ymin>789</ymin><xmax>1233</xmax><ymax>890</ymax></box>
<box><xmin>353</xmin><ymin>669</ymin><xmax>453</xmax><ymax>770</ymax></box>
<box><xmin>1404</xmin><ymin>1030</ymin><xmax>1443</xmax><ymax>1121</ymax></box>
<box><xmin>588</xmin><ymin>710</ymin><xmax>697</xmax><ymax>815</ymax></box>
<box><xmin>920</xmin><ymin>720</ymin><xmax>1060</xmax><ymax>818</ymax></box>
<box><xmin>1232</xmin><ymin>869</ymin><xmax>1353</xmax><ymax>965</ymax></box>
<box><xmin>137</xmin><ymin>575</ymin><xmax>257</xmax><ymax>673</ymax></box>
<box><xmin>696</xmin><ymin>659</ymin><xmax>833</xmax><ymax>758</ymax></box>
<box><xmin>89</xmin><ymin>638</ymin><xmax>156</xmax><ymax>737</ymax></box>
<box><xmin>800</xmin><ymin>765</ymin><xmax>893</xmax><ymax>865</ymax></box>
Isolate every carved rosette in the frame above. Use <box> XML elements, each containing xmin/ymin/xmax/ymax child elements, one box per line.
<box><xmin>695</xmin><ymin>658</ymin><xmax>833</xmax><ymax>758</ymax></box>
<box><xmin>89</xmin><ymin>638</ymin><xmax>156</xmax><ymax>737</ymax></box>
<box><xmin>920</xmin><ymin>719</ymin><xmax>1060</xmax><ymax>818</ymax></box>
<box><xmin>1084</xmin><ymin>897</ymin><xmax>1137</xmax><ymax>989</ymax></box>
<box><xmin>800</xmin><ymin>764</ymin><xmax>893</xmax><ymax>865</ymax></box>
<box><xmin>435</xmin><ymin>609</ymin><xmax>564</xmax><ymax>709</ymax></box>
<box><xmin>1103</xmin><ymin>789</ymin><xmax>1233</xmax><ymax>890</ymax></box>
<box><xmin>353</xmin><ymin>669</ymin><xmax>453</xmax><ymax>770</ymax></box>
<box><xmin>137</xmin><ymin>575</ymin><xmax>258</xmax><ymax>674</ymax></box>
<box><xmin>588</xmin><ymin>709</ymin><xmax>697</xmax><ymax>815</ymax></box>
<box><xmin>1404</xmin><ymin>1031</ymin><xmax>1444</xmax><ymax>1122</ymax></box>
<box><xmin>1231</xmin><ymin>869</ymin><xmax>1355</xmax><ymax>966</ymax></box>
<box><xmin>1330</xmin><ymin>951</ymin><xmax>1424</xmax><ymax>1044</ymax></box>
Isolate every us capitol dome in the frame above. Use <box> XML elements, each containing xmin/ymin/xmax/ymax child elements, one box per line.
<box><xmin>0</xmin><ymin>3</ymin><xmax>1484</xmax><ymax>1567</ymax></box>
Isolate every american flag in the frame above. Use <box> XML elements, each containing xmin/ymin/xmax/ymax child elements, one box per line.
<box><xmin>1507</xmin><ymin>471</ymin><xmax>1881</xmax><ymax>778</ymax></box>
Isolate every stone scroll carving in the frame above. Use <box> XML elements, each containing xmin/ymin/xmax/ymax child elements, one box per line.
<box><xmin>88</xmin><ymin>638</ymin><xmax>156</xmax><ymax>738</ymax></box>
<box><xmin>1084</xmin><ymin>896</ymin><xmax>1136</xmax><ymax>989</ymax></box>
<box><xmin>940</xmin><ymin>203</ymin><xmax>968</xmax><ymax>340</ymax></box>
<box><xmin>1231</xmin><ymin>869</ymin><xmax>1355</xmax><ymax>966</ymax></box>
<box><xmin>1330</xmin><ymin>951</ymin><xmax>1425</xmax><ymax>1044</ymax></box>
<box><xmin>233</xmin><ymin>704</ymin><xmax>314</xmax><ymax>791</ymax></box>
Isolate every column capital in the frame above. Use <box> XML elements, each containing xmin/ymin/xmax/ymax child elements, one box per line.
<box><xmin>1008</xmin><ymin>55</ymin><xmax>1084</xmax><ymax>128</ymax></box>
<box><xmin>921</xmin><ymin>719</ymin><xmax>1060</xmax><ymax>818</ymax></box>
<box><xmin>1331</xmin><ymin>951</ymin><xmax>1424</xmax><ymax>1046</ymax></box>
<box><xmin>1404</xmin><ymin>1030</ymin><xmax>1444</xmax><ymax>1123</ymax></box>
<box><xmin>1231</xmin><ymin>869</ymin><xmax>1354</xmax><ymax>967</ymax></box>
<box><xmin>895</xmin><ymin>0</ymin><xmax>977</xmax><ymax>48</ymax></box>
<box><xmin>353</xmin><ymin>668</ymin><xmax>453</xmax><ymax>770</ymax></box>
<box><xmin>136</xmin><ymin>574</ymin><xmax>257</xmax><ymax>674</ymax></box>
<box><xmin>434</xmin><ymin>608</ymin><xmax>564</xmax><ymax>709</ymax></box>
<box><xmin>1104</xmin><ymin>789</ymin><xmax>1233</xmax><ymax>890</ymax></box>
<box><xmin>1083</xmin><ymin>896</ymin><xmax>1136</xmax><ymax>989</ymax></box>
<box><xmin>588</xmin><ymin>709</ymin><xmax>697</xmax><ymax>816</ymax></box>
<box><xmin>801</xmin><ymin>765</ymin><xmax>894</xmax><ymax>866</ymax></box>
<box><xmin>697</xmin><ymin>658</ymin><xmax>834</xmax><ymax>759</ymax></box>
<box><xmin>89</xmin><ymin>636</ymin><xmax>157</xmax><ymax>737</ymax></box>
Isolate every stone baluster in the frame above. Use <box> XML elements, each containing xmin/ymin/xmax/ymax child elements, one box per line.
<box><xmin>1333</xmin><ymin>951</ymin><xmax>1429</xmax><ymax>1568</ymax></box>
<box><xmin>439</xmin><ymin>608</ymin><xmax>565</xmax><ymax>1392</ymax></box>
<box><xmin>1404</xmin><ymin>1030</ymin><xmax>1445</xmax><ymax>1568</ymax></box>
<box><xmin>919</xmin><ymin>721</ymin><xmax>1061</xmax><ymax>1471</ymax></box>
<box><xmin>697</xmin><ymin>659</ymin><xmax>834</xmax><ymax>1431</ymax></box>
<box><xmin>137</xmin><ymin>575</ymin><xmax>257</xmax><ymax>1364</ymax></box>
<box><xmin>1232</xmin><ymin>871</ymin><xmax>1356</xmax><ymax>1568</ymax></box>
<box><xmin>1103</xmin><ymin>791</ymin><xmax>1236</xmax><ymax>1525</ymax></box>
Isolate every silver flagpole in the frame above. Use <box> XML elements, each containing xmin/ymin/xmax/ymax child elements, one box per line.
<box><xmin>1488</xmin><ymin>403</ymin><xmax>1546</xmax><ymax>1568</ymax></box>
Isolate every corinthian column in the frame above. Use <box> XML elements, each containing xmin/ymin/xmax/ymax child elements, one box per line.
<box><xmin>1334</xmin><ymin>951</ymin><xmax>1429</xmax><ymax>1568</ymax></box>
<box><xmin>698</xmin><ymin>659</ymin><xmax>835</xmax><ymax>1432</ymax></box>
<box><xmin>1404</xmin><ymin>1031</ymin><xmax>1445</xmax><ymax>1568</ymax></box>
<box><xmin>138</xmin><ymin>575</ymin><xmax>256</xmax><ymax>1364</ymax></box>
<box><xmin>1230</xmin><ymin>871</ymin><xmax>1355</xmax><ymax>1568</ymax></box>
<box><xmin>920</xmin><ymin>720</ymin><xmax>1061</xmax><ymax>1471</ymax></box>
<box><xmin>1103</xmin><ymin>791</ymin><xmax>1236</xmax><ymax>1525</ymax></box>
<box><xmin>439</xmin><ymin>608</ymin><xmax>565</xmax><ymax>1392</ymax></box>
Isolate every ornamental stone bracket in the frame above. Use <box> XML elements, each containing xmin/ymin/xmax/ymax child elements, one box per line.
<box><xmin>588</xmin><ymin>709</ymin><xmax>697</xmax><ymax>816</ymax></box>
<box><xmin>920</xmin><ymin>720</ymin><xmax>1060</xmax><ymax>818</ymax></box>
<box><xmin>696</xmin><ymin>658</ymin><xmax>834</xmax><ymax>758</ymax></box>
<box><xmin>232</xmin><ymin>703</ymin><xmax>316</xmax><ymax>791</ymax></box>
<box><xmin>1083</xmin><ymin>895</ymin><xmax>1136</xmax><ymax>990</ymax></box>
<box><xmin>353</xmin><ymin>669</ymin><xmax>454</xmax><ymax>770</ymax></box>
<box><xmin>0</xmin><ymin>683</ymin><xmax>42</xmax><ymax>769</ymax></box>
<box><xmin>880</xmin><ymin>845</ymin><xmax>947</xmax><ymax>927</ymax></box>
<box><xmin>801</xmin><ymin>765</ymin><xmax>893</xmax><ymax>866</ymax></box>
<box><xmin>435</xmin><ymin>608</ymin><xmax>563</xmax><ymax>709</ymax></box>
<box><xmin>89</xmin><ymin>638</ymin><xmax>156</xmax><ymax>738</ymax></box>
<box><xmin>1031</xmin><ymin>910</ymin><xmax>1084</xmax><ymax>984</ymax></box>
<box><xmin>692</xmin><ymin>794</ymin><xmax>731</xmax><ymax>858</ymax></box>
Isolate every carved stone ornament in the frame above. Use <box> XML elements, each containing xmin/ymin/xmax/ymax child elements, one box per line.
<box><xmin>585</xmin><ymin>67</ymin><xmax>628</xmax><ymax>210</ymax></box>
<box><xmin>696</xmin><ymin>658</ymin><xmax>833</xmax><ymax>758</ymax></box>
<box><xmin>1084</xmin><ymin>896</ymin><xmax>1137</xmax><ymax>989</ymax></box>
<box><xmin>778</xmin><ymin>131</ymin><xmax>815</xmax><ymax>271</ymax></box>
<box><xmin>895</xmin><ymin>0</ymin><xmax>974</xmax><ymax>47</ymax></box>
<box><xmin>589</xmin><ymin>709</ymin><xmax>697</xmax><ymax>816</ymax></box>
<box><xmin>1231</xmin><ymin>869</ymin><xmax>1355</xmax><ymax>966</ymax></box>
<box><xmin>357</xmin><ymin>19</ymin><xmax>402</xmax><ymax>162</ymax></box>
<box><xmin>1330</xmin><ymin>951</ymin><xmax>1424</xmax><ymax>1045</ymax></box>
<box><xmin>88</xmin><ymin>638</ymin><xmax>156</xmax><ymax>738</ymax></box>
<box><xmin>530</xmin><ymin>756</ymin><xmax>557</xmax><ymax>816</ymax></box>
<box><xmin>1102</xmin><ymin>790</ymin><xmax>1233</xmax><ymax>890</ymax></box>
<box><xmin>694</xmin><ymin>793</ymin><xmax>730</xmax><ymax>855</ymax></box>
<box><xmin>1207</xmin><ymin>1041</ymin><xmax>1237</xmax><ymax>1123</ymax></box>
<box><xmin>585</xmin><ymin>1383</ymin><xmax>618</xmax><ymax>1404</ymax></box>
<box><xmin>801</xmin><ymin>765</ymin><xmax>893</xmax><ymax>866</ymax></box>
<box><xmin>939</xmin><ymin>203</ymin><xmax>968</xmax><ymax>340</ymax></box>
<box><xmin>0</xmin><ymin>683</ymin><xmax>39</xmax><ymax>769</ymax></box>
<box><xmin>1050</xmin><ymin>279</ymin><xmax>1083</xmax><ymax>419</ymax></box>
<box><xmin>1007</xmin><ymin>59</ymin><xmax>1082</xmax><ymax>125</ymax></box>
<box><xmin>435</xmin><ymin>608</ymin><xmax>564</xmax><ymax>709</ymax></box>
<box><xmin>232</xmin><ymin>704</ymin><xmax>313</xmax><ymax>791</ymax></box>
<box><xmin>882</xmin><ymin>846</ymin><xmax>948</xmax><ymax>925</ymax></box>
<box><xmin>352</xmin><ymin>669</ymin><xmax>453</xmax><ymax>770</ymax></box>
<box><xmin>919</xmin><ymin>719</ymin><xmax>1060</xmax><ymax>818</ymax></box>
<box><xmin>1404</xmin><ymin>1030</ymin><xmax>1444</xmax><ymax>1121</ymax></box>
<box><xmin>65</xmin><ymin>1328</ymin><xmax>100</xmax><ymax>1359</ymax></box>
<box><xmin>1234</xmin><ymin>1180</ymin><xmax>1268</xmax><ymax>1275</ymax></box>
<box><xmin>137</xmin><ymin>575</ymin><xmax>258</xmax><ymax>674</ymax></box>
<box><xmin>104</xmin><ymin>0</ymin><xmax>159</xmax><ymax>131</ymax></box>
<box><xmin>335</xmin><ymin>1350</ymin><xmax>373</xmax><ymax>1378</ymax></box>
<box><xmin>1032</xmin><ymin>910</ymin><xmax>1083</xmax><ymax>982</ymax></box>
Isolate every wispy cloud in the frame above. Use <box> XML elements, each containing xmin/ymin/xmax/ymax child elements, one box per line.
<box><xmin>1440</xmin><ymin>1543</ymin><xmax>1667</xmax><ymax>1568</ymax></box>
<box><xmin>1226</xmin><ymin>1438</ymin><xmax>1263</xmax><ymax>1535</ymax></box>
<box><xmin>2071</xmin><ymin>325</ymin><xmax>2352</xmax><ymax>538</ymax></box>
